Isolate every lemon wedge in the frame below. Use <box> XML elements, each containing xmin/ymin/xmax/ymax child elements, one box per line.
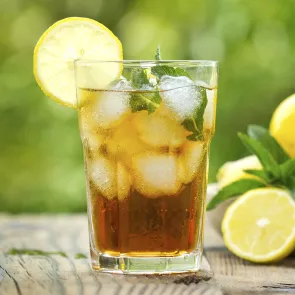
<box><xmin>217</xmin><ymin>155</ymin><xmax>262</xmax><ymax>188</ymax></box>
<box><xmin>222</xmin><ymin>188</ymin><xmax>295</xmax><ymax>263</ymax></box>
<box><xmin>33</xmin><ymin>17</ymin><xmax>123</xmax><ymax>108</ymax></box>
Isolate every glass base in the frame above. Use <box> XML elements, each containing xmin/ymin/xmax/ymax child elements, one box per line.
<box><xmin>91</xmin><ymin>250</ymin><xmax>202</xmax><ymax>274</ymax></box>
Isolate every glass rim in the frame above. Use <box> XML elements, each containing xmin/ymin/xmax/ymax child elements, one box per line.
<box><xmin>74</xmin><ymin>59</ymin><xmax>218</xmax><ymax>67</ymax></box>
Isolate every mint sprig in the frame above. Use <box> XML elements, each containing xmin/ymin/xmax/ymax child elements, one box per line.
<box><xmin>154</xmin><ymin>45</ymin><xmax>162</xmax><ymax>61</ymax></box>
<box><xmin>152</xmin><ymin>46</ymin><xmax>191</xmax><ymax>79</ymax></box>
<box><xmin>247</xmin><ymin>125</ymin><xmax>289</xmax><ymax>164</ymax></box>
<box><xmin>152</xmin><ymin>47</ymin><xmax>206</xmax><ymax>140</ymax></box>
<box><xmin>207</xmin><ymin>125</ymin><xmax>294</xmax><ymax>210</ymax></box>
<box><xmin>129</xmin><ymin>68</ymin><xmax>161</xmax><ymax>114</ymax></box>
<box><xmin>151</xmin><ymin>65</ymin><xmax>192</xmax><ymax>80</ymax></box>
<box><xmin>280</xmin><ymin>158</ymin><xmax>295</xmax><ymax>181</ymax></box>
<box><xmin>125</xmin><ymin>47</ymin><xmax>208</xmax><ymax>140</ymax></box>
<box><xmin>238</xmin><ymin>133</ymin><xmax>281</xmax><ymax>180</ymax></box>
<box><xmin>243</xmin><ymin>169</ymin><xmax>269</xmax><ymax>182</ymax></box>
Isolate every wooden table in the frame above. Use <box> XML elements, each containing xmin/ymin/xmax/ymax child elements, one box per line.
<box><xmin>0</xmin><ymin>185</ymin><xmax>294</xmax><ymax>295</ymax></box>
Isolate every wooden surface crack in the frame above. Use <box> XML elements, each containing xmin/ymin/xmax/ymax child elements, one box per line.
<box><xmin>0</xmin><ymin>265</ymin><xmax>22</xmax><ymax>295</ymax></box>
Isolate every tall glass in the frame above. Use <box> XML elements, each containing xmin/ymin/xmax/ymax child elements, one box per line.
<box><xmin>75</xmin><ymin>60</ymin><xmax>218</xmax><ymax>274</ymax></box>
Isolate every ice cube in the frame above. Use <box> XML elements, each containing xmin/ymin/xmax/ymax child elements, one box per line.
<box><xmin>178</xmin><ymin>141</ymin><xmax>204</xmax><ymax>184</ymax></box>
<box><xmin>134</xmin><ymin>111</ymin><xmax>187</xmax><ymax>149</ymax></box>
<box><xmin>93</xmin><ymin>80</ymin><xmax>132</xmax><ymax>129</ymax></box>
<box><xmin>89</xmin><ymin>157</ymin><xmax>117</xmax><ymax>200</ymax></box>
<box><xmin>79</xmin><ymin>109</ymin><xmax>106</xmax><ymax>154</ymax></box>
<box><xmin>117</xmin><ymin>162</ymin><xmax>131</xmax><ymax>201</ymax></box>
<box><xmin>86</xmin><ymin>131</ymin><xmax>106</xmax><ymax>154</ymax></box>
<box><xmin>159</xmin><ymin>76</ymin><xmax>200</xmax><ymax>121</ymax></box>
<box><xmin>204</xmin><ymin>89</ymin><xmax>217</xmax><ymax>130</ymax></box>
<box><xmin>106</xmin><ymin>119</ymin><xmax>146</xmax><ymax>167</ymax></box>
<box><xmin>132</xmin><ymin>153</ymin><xmax>182</xmax><ymax>198</ymax></box>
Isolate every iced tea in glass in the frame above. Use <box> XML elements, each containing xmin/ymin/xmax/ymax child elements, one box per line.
<box><xmin>75</xmin><ymin>60</ymin><xmax>218</xmax><ymax>274</ymax></box>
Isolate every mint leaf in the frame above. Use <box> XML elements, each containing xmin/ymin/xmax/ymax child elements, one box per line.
<box><xmin>129</xmin><ymin>68</ymin><xmax>161</xmax><ymax>114</ymax></box>
<box><xmin>155</xmin><ymin>46</ymin><xmax>162</xmax><ymax>60</ymax></box>
<box><xmin>7</xmin><ymin>248</ymin><xmax>68</xmax><ymax>257</ymax></box>
<box><xmin>286</xmin><ymin>176</ymin><xmax>295</xmax><ymax>200</ymax></box>
<box><xmin>181</xmin><ymin>86</ymin><xmax>207</xmax><ymax>141</ymax></box>
<box><xmin>129</xmin><ymin>91</ymin><xmax>161</xmax><ymax>114</ymax></box>
<box><xmin>206</xmin><ymin>179</ymin><xmax>266</xmax><ymax>210</ymax></box>
<box><xmin>243</xmin><ymin>169</ymin><xmax>270</xmax><ymax>182</ymax></box>
<box><xmin>151</xmin><ymin>65</ymin><xmax>191</xmax><ymax>79</ymax></box>
<box><xmin>130</xmin><ymin>68</ymin><xmax>150</xmax><ymax>88</ymax></box>
<box><xmin>152</xmin><ymin>46</ymin><xmax>191</xmax><ymax>79</ymax></box>
<box><xmin>238</xmin><ymin>133</ymin><xmax>281</xmax><ymax>179</ymax></box>
<box><xmin>75</xmin><ymin>253</ymin><xmax>87</xmax><ymax>259</ymax></box>
<box><xmin>247</xmin><ymin>125</ymin><xmax>289</xmax><ymax>164</ymax></box>
<box><xmin>280</xmin><ymin>158</ymin><xmax>295</xmax><ymax>183</ymax></box>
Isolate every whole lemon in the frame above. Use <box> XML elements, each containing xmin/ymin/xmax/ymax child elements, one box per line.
<box><xmin>270</xmin><ymin>94</ymin><xmax>295</xmax><ymax>158</ymax></box>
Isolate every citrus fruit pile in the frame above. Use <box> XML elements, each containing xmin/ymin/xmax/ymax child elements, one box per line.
<box><xmin>216</xmin><ymin>95</ymin><xmax>295</xmax><ymax>263</ymax></box>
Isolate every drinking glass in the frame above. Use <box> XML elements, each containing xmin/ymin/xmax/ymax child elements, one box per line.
<box><xmin>75</xmin><ymin>60</ymin><xmax>218</xmax><ymax>274</ymax></box>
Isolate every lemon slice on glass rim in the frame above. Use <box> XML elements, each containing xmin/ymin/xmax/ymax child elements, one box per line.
<box><xmin>222</xmin><ymin>188</ymin><xmax>295</xmax><ymax>263</ymax></box>
<box><xmin>33</xmin><ymin>17</ymin><xmax>123</xmax><ymax>108</ymax></box>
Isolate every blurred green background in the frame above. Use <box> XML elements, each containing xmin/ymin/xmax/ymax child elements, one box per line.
<box><xmin>1</xmin><ymin>0</ymin><xmax>295</xmax><ymax>212</ymax></box>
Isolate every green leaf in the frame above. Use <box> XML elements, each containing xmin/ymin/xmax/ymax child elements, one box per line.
<box><xmin>7</xmin><ymin>248</ymin><xmax>67</xmax><ymax>257</ymax></box>
<box><xmin>129</xmin><ymin>91</ymin><xmax>161</xmax><ymax>114</ymax></box>
<box><xmin>151</xmin><ymin>65</ymin><xmax>191</xmax><ymax>79</ymax></box>
<box><xmin>206</xmin><ymin>179</ymin><xmax>266</xmax><ymax>210</ymax></box>
<box><xmin>181</xmin><ymin>86</ymin><xmax>208</xmax><ymax>140</ymax></box>
<box><xmin>238</xmin><ymin>133</ymin><xmax>281</xmax><ymax>179</ymax></box>
<box><xmin>75</xmin><ymin>253</ymin><xmax>87</xmax><ymax>259</ymax></box>
<box><xmin>243</xmin><ymin>169</ymin><xmax>270</xmax><ymax>182</ymax></box>
<box><xmin>154</xmin><ymin>46</ymin><xmax>162</xmax><ymax>61</ymax></box>
<box><xmin>130</xmin><ymin>68</ymin><xmax>150</xmax><ymax>88</ymax></box>
<box><xmin>280</xmin><ymin>158</ymin><xmax>295</xmax><ymax>183</ymax></box>
<box><xmin>129</xmin><ymin>67</ymin><xmax>161</xmax><ymax>114</ymax></box>
<box><xmin>247</xmin><ymin>125</ymin><xmax>289</xmax><ymax>164</ymax></box>
<box><xmin>286</xmin><ymin>176</ymin><xmax>295</xmax><ymax>200</ymax></box>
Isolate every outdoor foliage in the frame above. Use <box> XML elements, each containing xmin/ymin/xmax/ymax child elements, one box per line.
<box><xmin>1</xmin><ymin>0</ymin><xmax>295</xmax><ymax>212</ymax></box>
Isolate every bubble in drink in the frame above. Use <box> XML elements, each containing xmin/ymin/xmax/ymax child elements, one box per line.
<box><xmin>159</xmin><ymin>76</ymin><xmax>200</xmax><ymax>121</ymax></box>
<box><xmin>132</xmin><ymin>153</ymin><xmax>181</xmax><ymax>198</ymax></box>
<box><xmin>93</xmin><ymin>79</ymin><xmax>131</xmax><ymax>129</ymax></box>
<box><xmin>89</xmin><ymin>156</ymin><xmax>117</xmax><ymax>200</ymax></box>
<box><xmin>133</xmin><ymin>111</ymin><xmax>187</xmax><ymax>149</ymax></box>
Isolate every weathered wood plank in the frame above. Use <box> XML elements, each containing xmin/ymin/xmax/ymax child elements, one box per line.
<box><xmin>207</xmin><ymin>249</ymin><xmax>295</xmax><ymax>293</ymax></box>
<box><xmin>0</xmin><ymin>184</ymin><xmax>293</xmax><ymax>294</ymax></box>
<box><xmin>0</xmin><ymin>212</ymin><xmax>220</xmax><ymax>295</ymax></box>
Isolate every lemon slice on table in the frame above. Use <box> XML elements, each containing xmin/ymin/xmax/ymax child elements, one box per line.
<box><xmin>222</xmin><ymin>188</ymin><xmax>295</xmax><ymax>263</ymax></box>
<box><xmin>270</xmin><ymin>94</ymin><xmax>295</xmax><ymax>158</ymax></box>
<box><xmin>33</xmin><ymin>17</ymin><xmax>123</xmax><ymax>108</ymax></box>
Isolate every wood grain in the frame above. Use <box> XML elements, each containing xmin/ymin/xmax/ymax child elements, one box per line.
<box><xmin>0</xmin><ymin>214</ymin><xmax>220</xmax><ymax>295</ymax></box>
<box><xmin>0</xmin><ymin>184</ymin><xmax>294</xmax><ymax>295</ymax></box>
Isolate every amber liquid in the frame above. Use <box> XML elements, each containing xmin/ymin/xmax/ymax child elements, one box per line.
<box><xmin>78</xmin><ymin>87</ymin><xmax>216</xmax><ymax>258</ymax></box>
<box><xmin>89</xmin><ymin>148</ymin><xmax>208</xmax><ymax>257</ymax></box>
